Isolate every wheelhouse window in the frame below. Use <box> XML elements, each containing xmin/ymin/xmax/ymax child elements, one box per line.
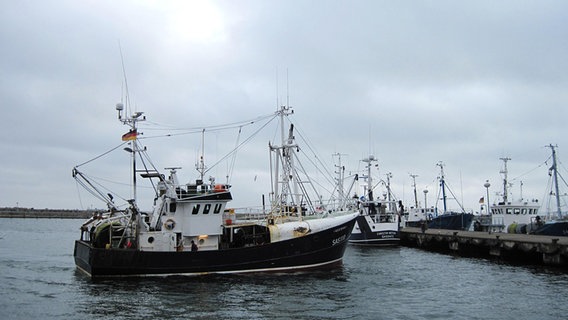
<box><xmin>203</xmin><ymin>204</ymin><xmax>211</xmax><ymax>214</ymax></box>
<box><xmin>214</xmin><ymin>204</ymin><xmax>222</xmax><ymax>214</ymax></box>
<box><xmin>192</xmin><ymin>204</ymin><xmax>200</xmax><ymax>215</ymax></box>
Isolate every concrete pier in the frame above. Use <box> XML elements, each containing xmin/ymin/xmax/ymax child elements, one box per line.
<box><xmin>401</xmin><ymin>227</ymin><xmax>568</xmax><ymax>267</ymax></box>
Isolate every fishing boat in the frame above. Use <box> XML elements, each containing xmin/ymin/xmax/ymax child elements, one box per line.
<box><xmin>403</xmin><ymin>174</ymin><xmax>437</xmax><ymax>228</ymax></box>
<box><xmin>418</xmin><ymin>162</ymin><xmax>473</xmax><ymax>230</ymax></box>
<box><xmin>348</xmin><ymin>156</ymin><xmax>401</xmax><ymax>246</ymax></box>
<box><xmin>73</xmin><ymin>104</ymin><xmax>358</xmax><ymax>278</ymax></box>
<box><xmin>531</xmin><ymin>144</ymin><xmax>568</xmax><ymax>236</ymax></box>
<box><xmin>474</xmin><ymin>157</ymin><xmax>540</xmax><ymax>234</ymax></box>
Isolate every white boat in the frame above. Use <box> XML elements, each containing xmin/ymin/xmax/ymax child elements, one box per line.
<box><xmin>403</xmin><ymin>174</ymin><xmax>438</xmax><ymax>228</ymax></box>
<box><xmin>475</xmin><ymin>157</ymin><xmax>540</xmax><ymax>234</ymax></box>
<box><xmin>404</xmin><ymin>207</ymin><xmax>438</xmax><ymax>228</ymax></box>
<box><xmin>348</xmin><ymin>156</ymin><xmax>401</xmax><ymax>246</ymax></box>
<box><xmin>73</xmin><ymin>104</ymin><xmax>358</xmax><ymax>278</ymax></box>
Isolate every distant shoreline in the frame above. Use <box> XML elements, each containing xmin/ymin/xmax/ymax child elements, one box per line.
<box><xmin>0</xmin><ymin>207</ymin><xmax>94</xmax><ymax>219</ymax></box>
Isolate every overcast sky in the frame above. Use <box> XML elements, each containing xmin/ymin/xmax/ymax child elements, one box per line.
<box><xmin>2</xmin><ymin>0</ymin><xmax>567</xmax><ymax>214</ymax></box>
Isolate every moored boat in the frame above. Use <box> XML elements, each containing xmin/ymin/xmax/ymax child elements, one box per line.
<box><xmin>73</xmin><ymin>104</ymin><xmax>358</xmax><ymax>278</ymax></box>
<box><xmin>404</xmin><ymin>162</ymin><xmax>473</xmax><ymax>231</ymax></box>
<box><xmin>474</xmin><ymin>157</ymin><xmax>540</xmax><ymax>234</ymax></box>
<box><xmin>404</xmin><ymin>206</ymin><xmax>437</xmax><ymax>228</ymax></box>
<box><xmin>349</xmin><ymin>156</ymin><xmax>401</xmax><ymax>246</ymax></box>
<box><xmin>403</xmin><ymin>174</ymin><xmax>437</xmax><ymax>228</ymax></box>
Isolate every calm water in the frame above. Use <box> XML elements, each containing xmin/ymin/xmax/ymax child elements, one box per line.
<box><xmin>0</xmin><ymin>218</ymin><xmax>566</xmax><ymax>320</ymax></box>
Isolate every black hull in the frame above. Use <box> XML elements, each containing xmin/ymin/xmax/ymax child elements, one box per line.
<box><xmin>74</xmin><ymin>218</ymin><xmax>356</xmax><ymax>278</ymax></box>
<box><xmin>349</xmin><ymin>216</ymin><xmax>400</xmax><ymax>246</ymax></box>
<box><xmin>532</xmin><ymin>221</ymin><xmax>568</xmax><ymax>237</ymax></box>
<box><xmin>427</xmin><ymin>213</ymin><xmax>473</xmax><ymax>230</ymax></box>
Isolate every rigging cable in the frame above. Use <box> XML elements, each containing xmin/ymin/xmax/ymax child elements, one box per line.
<box><xmin>204</xmin><ymin>113</ymin><xmax>278</xmax><ymax>176</ymax></box>
<box><xmin>227</xmin><ymin>126</ymin><xmax>242</xmax><ymax>185</ymax></box>
<box><xmin>75</xmin><ymin>179</ymin><xmax>85</xmax><ymax>210</ymax></box>
<box><xmin>510</xmin><ymin>156</ymin><xmax>550</xmax><ymax>183</ymax></box>
<box><xmin>136</xmin><ymin>113</ymin><xmax>277</xmax><ymax>139</ymax></box>
<box><xmin>75</xmin><ymin>142</ymin><xmax>128</xmax><ymax>168</ymax></box>
<box><xmin>135</xmin><ymin>140</ymin><xmax>161</xmax><ymax>196</ymax></box>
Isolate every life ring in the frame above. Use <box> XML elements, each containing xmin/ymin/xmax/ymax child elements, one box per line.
<box><xmin>164</xmin><ymin>219</ymin><xmax>176</xmax><ymax>230</ymax></box>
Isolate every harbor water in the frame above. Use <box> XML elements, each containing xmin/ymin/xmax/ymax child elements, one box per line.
<box><xmin>0</xmin><ymin>218</ymin><xmax>566</xmax><ymax>320</ymax></box>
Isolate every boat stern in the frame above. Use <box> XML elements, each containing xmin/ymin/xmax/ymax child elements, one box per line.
<box><xmin>74</xmin><ymin>240</ymin><xmax>93</xmax><ymax>276</ymax></box>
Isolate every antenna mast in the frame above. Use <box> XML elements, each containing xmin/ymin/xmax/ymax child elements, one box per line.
<box><xmin>115</xmin><ymin>103</ymin><xmax>145</xmax><ymax>202</ymax></box>
<box><xmin>333</xmin><ymin>153</ymin><xmax>347</xmax><ymax>201</ymax></box>
<box><xmin>410</xmin><ymin>173</ymin><xmax>419</xmax><ymax>208</ymax></box>
<box><xmin>499</xmin><ymin>157</ymin><xmax>511</xmax><ymax>203</ymax></box>
<box><xmin>270</xmin><ymin>105</ymin><xmax>295</xmax><ymax>210</ymax></box>
<box><xmin>197</xmin><ymin>129</ymin><xmax>207</xmax><ymax>181</ymax></box>
<box><xmin>362</xmin><ymin>155</ymin><xmax>376</xmax><ymax>201</ymax></box>
<box><xmin>547</xmin><ymin>144</ymin><xmax>562</xmax><ymax>218</ymax></box>
<box><xmin>437</xmin><ymin>162</ymin><xmax>447</xmax><ymax>213</ymax></box>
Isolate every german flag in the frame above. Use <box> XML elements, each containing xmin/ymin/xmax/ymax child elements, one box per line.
<box><xmin>122</xmin><ymin>130</ymin><xmax>137</xmax><ymax>141</ymax></box>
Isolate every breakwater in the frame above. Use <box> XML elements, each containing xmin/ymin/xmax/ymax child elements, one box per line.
<box><xmin>401</xmin><ymin>227</ymin><xmax>568</xmax><ymax>267</ymax></box>
<box><xmin>0</xmin><ymin>207</ymin><xmax>93</xmax><ymax>219</ymax></box>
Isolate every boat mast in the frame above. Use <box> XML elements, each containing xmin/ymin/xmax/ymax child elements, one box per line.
<box><xmin>287</xmin><ymin>123</ymin><xmax>301</xmax><ymax>212</ymax></box>
<box><xmin>197</xmin><ymin>128</ymin><xmax>207</xmax><ymax>182</ymax></box>
<box><xmin>410</xmin><ymin>173</ymin><xmax>419</xmax><ymax>208</ymax></box>
<box><xmin>362</xmin><ymin>156</ymin><xmax>376</xmax><ymax>201</ymax></box>
<box><xmin>333</xmin><ymin>153</ymin><xmax>346</xmax><ymax>201</ymax></box>
<box><xmin>437</xmin><ymin>162</ymin><xmax>447</xmax><ymax>213</ymax></box>
<box><xmin>548</xmin><ymin>144</ymin><xmax>562</xmax><ymax>218</ymax></box>
<box><xmin>271</xmin><ymin>105</ymin><xmax>296</xmax><ymax>211</ymax></box>
<box><xmin>500</xmin><ymin>157</ymin><xmax>511</xmax><ymax>204</ymax></box>
<box><xmin>116</xmin><ymin>103</ymin><xmax>145</xmax><ymax>202</ymax></box>
<box><xmin>361</xmin><ymin>155</ymin><xmax>378</xmax><ymax>216</ymax></box>
<box><xmin>386</xmin><ymin>172</ymin><xmax>393</xmax><ymax>211</ymax></box>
